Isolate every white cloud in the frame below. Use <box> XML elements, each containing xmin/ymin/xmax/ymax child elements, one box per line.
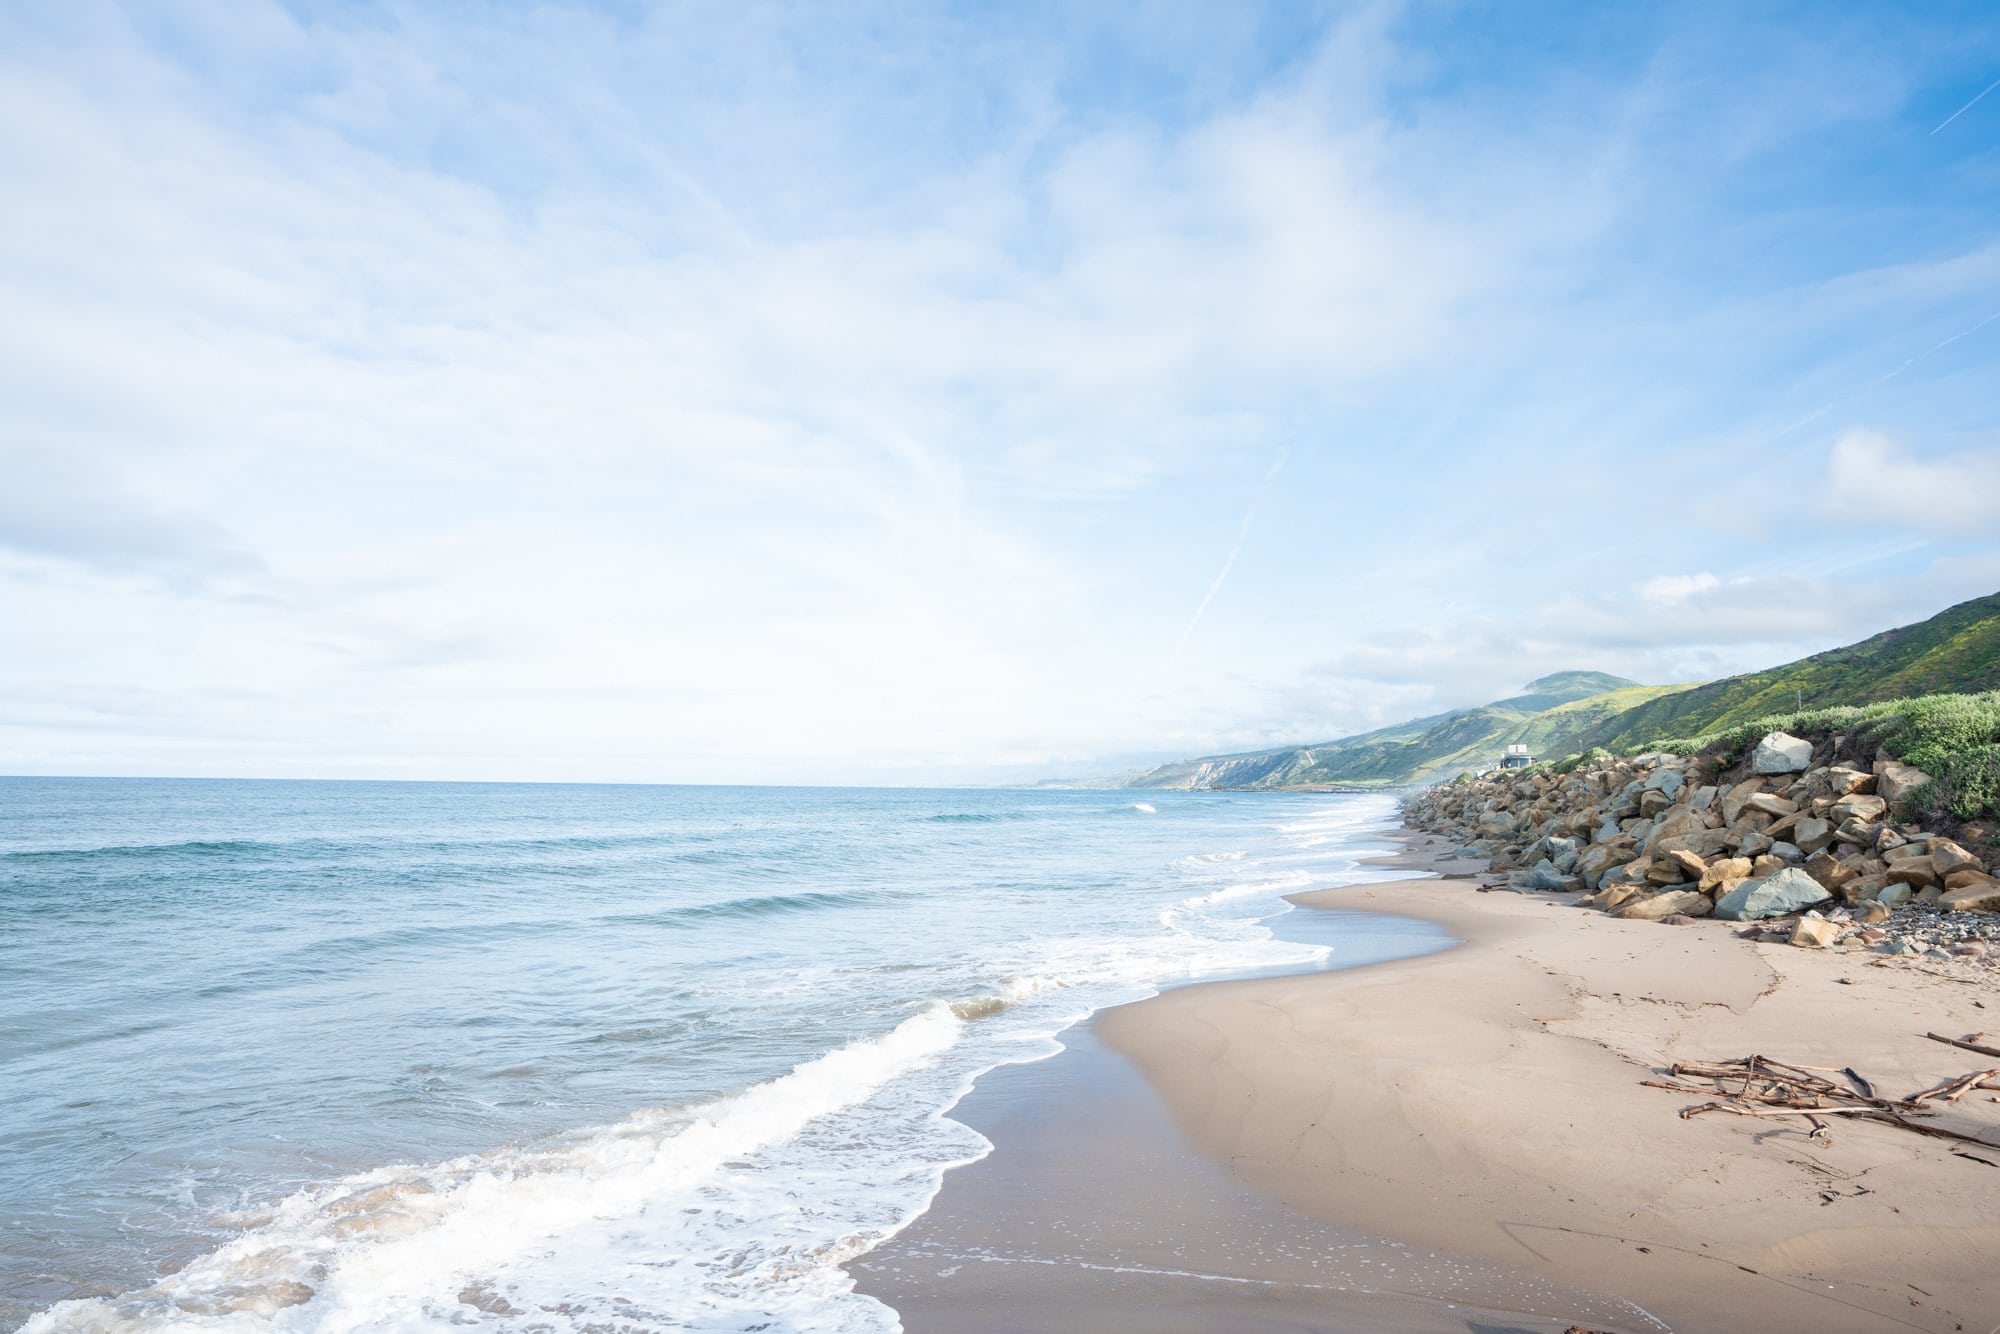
<box><xmin>1824</xmin><ymin>428</ymin><xmax>2000</xmax><ymax>536</ymax></box>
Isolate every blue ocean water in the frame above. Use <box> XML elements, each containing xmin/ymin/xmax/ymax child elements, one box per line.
<box><xmin>0</xmin><ymin>778</ymin><xmax>1433</xmax><ymax>1332</ymax></box>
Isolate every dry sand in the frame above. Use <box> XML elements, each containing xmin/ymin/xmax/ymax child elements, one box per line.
<box><xmin>1100</xmin><ymin>830</ymin><xmax>2000</xmax><ymax>1332</ymax></box>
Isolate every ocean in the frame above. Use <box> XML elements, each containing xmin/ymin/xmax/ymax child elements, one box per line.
<box><xmin>0</xmin><ymin>778</ymin><xmax>1436</xmax><ymax>1332</ymax></box>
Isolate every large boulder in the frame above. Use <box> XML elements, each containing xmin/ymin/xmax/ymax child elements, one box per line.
<box><xmin>1791</xmin><ymin>817</ymin><xmax>1835</xmax><ymax>855</ymax></box>
<box><xmin>1830</xmin><ymin>793</ymin><xmax>1887</xmax><ymax>824</ymax></box>
<box><xmin>1512</xmin><ymin>859</ymin><xmax>1579</xmax><ymax>892</ymax></box>
<box><xmin>1752</xmin><ymin>732</ymin><xmax>1814</xmax><ymax>774</ymax></box>
<box><xmin>1875</xmin><ymin>759</ymin><xmax>1933</xmax><ymax>811</ymax></box>
<box><xmin>1941</xmin><ymin>880</ymin><xmax>2000</xmax><ymax>913</ymax></box>
<box><xmin>1654</xmin><ymin>827</ymin><xmax>1731</xmax><ymax>860</ymax></box>
<box><xmin>1714</xmin><ymin>867</ymin><xmax>1834</xmax><ymax>921</ymax></box>
<box><xmin>1699</xmin><ymin>856</ymin><xmax>1754</xmax><ymax>892</ymax></box>
<box><xmin>1643</xmin><ymin>768</ymin><xmax>1686</xmax><ymax>800</ymax></box>
<box><xmin>1614</xmin><ymin>889</ymin><xmax>1711</xmax><ymax>921</ymax></box>
<box><xmin>1930</xmin><ymin>838</ymin><xmax>1982</xmax><ymax>879</ymax></box>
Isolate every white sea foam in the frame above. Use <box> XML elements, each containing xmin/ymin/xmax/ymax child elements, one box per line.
<box><xmin>1130</xmin><ymin>802</ymin><xmax>1156</xmax><ymax>814</ymax></box>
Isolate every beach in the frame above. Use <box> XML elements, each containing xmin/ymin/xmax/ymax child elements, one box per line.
<box><xmin>864</xmin><ymin>829</ymin><xmax>2000</xmax><ymax>1332</ymax></box>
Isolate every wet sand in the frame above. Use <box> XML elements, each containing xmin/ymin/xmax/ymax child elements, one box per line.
<box><xmin>860</xmin><ymin>829</ymin><xmax>2000</xmax><ymax>1332</ymax></box>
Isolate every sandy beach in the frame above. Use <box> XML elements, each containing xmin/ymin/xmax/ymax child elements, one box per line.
<box><xmin>861</xmin><ymin>828</ymin><xmax>2000</xmax><ymax>1332</ymax></box>
<box><xmin>1100</xmin><ymin>830</ymin><xmax>2000</xmax><ymax>1332</ymax></box>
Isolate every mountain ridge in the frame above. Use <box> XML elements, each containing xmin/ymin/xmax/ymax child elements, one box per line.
<box><xmin>1112</xmin><ymin>593</ymin><xmax>2000</xmax><ymax>791</ymax></box>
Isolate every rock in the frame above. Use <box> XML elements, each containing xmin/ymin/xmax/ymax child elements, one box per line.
<box><xmin>1721</xmin><ymin>779</ymin><xmax>1764</xmax><ymax>824</ymax></box>
<box><xmin>1544</xmin><ymin>835</ymin><xmax>1582</xmax><ymax>874</ymax></box>
<box><xmin>1750</xmin><ymin>853</ymin><xmax>1786</xmax><ymax>878</ymax></box>
<box><xmin>1699</xmin><ymin>856</ymin><xmax>1753</xmax><ymax>892</ymax></box>
<box><xmin>1770</xmin><ymin>841</ymin><xmax>1804</xmax><ymax>862</ymax></box>
<box><xmin>1941</xmin><ymin>882</ymin><xmax>2000</xmax><ymax>913</ymax></box>
<box><xmin>1752</xmin><ymin>732</ymin><xmax>1814</xmax><ymax>774</ymax></box>
<box><xmin>1574</xmin><ymin>841</ymin><xmax>1630</xmax><ymax>888</ymax></box>
<box><xmin>1644</xmin><ymin>768</ymin><xmax>1686</xmax><ymax>800</ymax></box>
<box><xmin>1945</xmin><ymin>868</ymin><xmax>2000</xmax><ymax>892</ymax></box>
<box><xmin>1600</xmin><ymin>882</ymin><xmax>1649</xmax><ymax>912</ymax></box>
<box><xmin>1792</xmin><ymin>817</ymin><xmax>1835</xmax><ymax>855</ymax></box>
<box><xmin>1511</xmin><ymin>858</ymin><xmax>1580</xmax><ymax>892</ymax></box>
<box><xmin>1877</xmin><ymin>882</ymin><xmax>1913</xmax><ymax>909</ymax></box>
<box><xmin>1790</xmin><ymin>915</ymin><xmax>1842</xmax><ymax>948</ymax></box>
<box><xmin>1803</xmin><ymin>849</ymin><xmax>1855</xmax><ymax>893</ymax></box>
<box><xmin>1885</xmin><ymin>857</ymin><xmax>1940</xmax><ymax>890</ymax></box>
<box><xmin>1930</xmin><ymin>838</ymin><xmax>1981</xmax><ymax>878</ymax></box>
<box><xmin>1615</xmin><ymin>889</ymin><xmax>1711</xmax><ymax>921</ymax></box>
<box><xmin>1857</xmin><ymin>899</ymin><xmax>1892</xmax><ymax>924</ymax></box>
<box><xmin>1733</xmin><ymin>830</ymin><xmax>1775</xmax><ymax>858</ymax></box>
<box><xmin>1826</xmin><ymin>765</ymin><xmax>1872</xmax><ymax>796</ymax></box>
<box><xmin>1665</xmin><ymin>848</ymin><xmax>1709</xmax><ymax>881</ymax></box>
<box><xmin>1639</xmin><ymin>788</ymin><xmax>1673</xmax><ymax>817</ymax></box>
<box><xmin>1830</xmin><ymin>793</ymin><xmax>1887</xmax><ymax>824</ymax></box>
<box><xmin>1714</xmin><ymin>867</ymin><xmax>1834</xmax><ymax>921</ymax></box>
<box><xmin>1644</xmin><ymin>808</ymin><xmax>1711</xmax><ymax>852</ymax></box>
<box><xmin>1744</xmin><ymin>792</ymin><xmax>1800</xmax><ymax>819</ymax></box>
<box><xmin>1875</xmin><ymin>760</ymin><xmax>1933</xmax><ymax>811</ymax></box>
<box><xmin>1654</xmin><ymin>828</ymin><xmax>1732</xmax><ymax>860</ymax></box>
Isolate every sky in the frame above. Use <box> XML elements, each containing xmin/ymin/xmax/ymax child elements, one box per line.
<box><xmin>3</xmin><ymin>1</ymin><xmax>2000</xmax><ymax>785</ymax></box>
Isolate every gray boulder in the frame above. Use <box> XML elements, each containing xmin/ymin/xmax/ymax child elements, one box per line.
<box><xmin>1713</xmin><ymin>866</ymin><xmax>1834</xmax><ymax>921</ymax></box>
<box><xmin>1512</xmin><ymin>858</ymin><xmax>1580</xmax><ymax>892</ymax></box>
<box><xmin>1643</xmin><ymin>768</ymin><xmax>1686</xmax><ymax>800</ymax></box>
<box><xmin>1752</xmin><ymin>731</ymin><xmax>1814</xmax><ymax>775</ymax></box>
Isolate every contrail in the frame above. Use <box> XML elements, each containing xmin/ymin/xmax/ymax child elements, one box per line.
<box><xmin>1173</xmin><ymin>445</ymin><xmax>1289</xmax><ymax>658</ymax></box>
<box><xmin>1932</xmin><ymin>73</ymin><xmax>2000</xmax><ymax>135</ymax></box>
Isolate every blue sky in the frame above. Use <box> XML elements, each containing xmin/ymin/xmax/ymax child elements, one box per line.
<box><xmin>3</xmin><ymin>1</ymin><xmax>1999</xmax><ymax>783</ymax></box>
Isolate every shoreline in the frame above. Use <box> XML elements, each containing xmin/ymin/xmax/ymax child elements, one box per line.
<box><xmin>1098</xmin><ymin>826</ymin><xmax>2000</xmax><ymax>1332</ymax></box>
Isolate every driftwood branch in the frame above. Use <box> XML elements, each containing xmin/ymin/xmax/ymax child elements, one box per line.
<box><xmin>1925</xmin><ymin>1032</ymin><xmax>2000</xmax><ymax>1060</ymax></box>
<box><xmin>1651</xmin><ymin>1053</ymin><xmax>2000</xmax><ymax>1156</ymax></box>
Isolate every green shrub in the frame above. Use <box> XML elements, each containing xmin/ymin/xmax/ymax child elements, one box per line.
<box><xmin>1887</xmin><ymin>693</ymin><xmax>2000</xmax><ymax>775</ymax></box>
<box><xmin>1909</xmin><ymin>743</ymin><xmax>2000</xmax><ymax>822</ymax></box>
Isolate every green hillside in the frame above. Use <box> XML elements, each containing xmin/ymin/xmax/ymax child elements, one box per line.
<box><xmin>1576</xmin><ymin>591</ymin><xmax>2000</xmax><ymax>753</ymax></box>
<box><xmin>1124</xmin><ymin>671</ymin><xmax>1661</xmax><ymax>790</ymax></box>
<box><xmin>1113</xmin><ymin>592</ymin><xmax>2000</xmax><ymax>792</ymax></box>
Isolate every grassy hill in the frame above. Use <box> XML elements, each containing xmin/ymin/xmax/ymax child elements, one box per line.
<box><xmin>1125</xmin><ymin>671</ymin><xmax>1671</xmax><ymax>790</ymax></box>
<box><xmin>1574</xmin><ymin>591</ymin><xmax>2000</xmax><ymax>753</ymax></box>
<box><xmin>1117</xmin><ymin>593</ymin><xmax>2000</xmax><ymax>792</ymax></box>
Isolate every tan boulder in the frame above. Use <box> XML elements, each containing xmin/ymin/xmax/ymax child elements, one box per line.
<box><xmin>1654</xmin><ymin>828</ymin><xmax>1732</xmax><ymax>860</ymax></box>
<box><xmin>1665</xmin><ymin>848</ymin><xmax>1709</xmax><ymax>881</ymax></box>
<box><xmin>1803</xmin><ymin>849</ymin><xmax>1855</xmax><ymax>893</ymax></box>
<box><xmin>1789</xmin><ymin>915</ymin><xmax>1842</xmax><ymax>948</ymax></box>
<box><xmin>1600</xmin><ymin>882</ymin><xmax>1649</xmax><ymax>912</ymax></box>
<box><xmin>1615</xmin><ymin>889</ymin><xmax>1711</xmax><ymax>921</ymax></box>
<box><xmin>1857</xmin><ymin>899</ymin><xmax>1893</xmax><ymax>924</ymax></box>
<box><xmin>1874</xmin><ymin>759</ymin><xmax>1932</xmax><ymax>811</ymax></box>
<box><xmin>1744</xmin><ymin>793</ymin><xmax>1799</xmax><ymax>819</ymax></box>
<box><xmin>1751</xmin><ymin>854</ymin><xmax>1786</xmax><ymax>878</ymax></box>
<box><xmin>1944</xmin><ymin>868</ymin><xmax>2000</xmax><ymax>893</ymax></box>
<box><xmin>1826</xmin><ymin>765</ymin><xmax>1872</xmax><ymax>796</ymax></box>
<box><xmin>1941</xmin><ymin>881</ymin><xmax>2000</xmax><ymax>913</ymax></box>
<box><xmin>1720</xmin><ymin>779</ymin><xmax>1765</xmax><ymax>824</ymax></box>
<box><xmin>1930</xmin><ymin>838</ymin><xmax>1982</xmax><ymax>878</ymax></box>
<box><xmin>1830</xmin><ymin>793</ymin><xmax>1887</xmax><ymax>824</ymax></box>
<box><xmin>1886</xmin><ymin>857</ymin><xmax>1940</xmax><ymax>889</ymax></box>
<box><xmin>1699</xmin><ymin>856</ymin><xmax>1753</xmax><ymax>892</ymax></box>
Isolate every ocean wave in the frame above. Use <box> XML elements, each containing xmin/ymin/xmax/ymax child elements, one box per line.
<box><xmin>25</xmin><ymin>1006</ymin><xmax>972</xmax><ymax>1333</ymax></box>
<box><xmin>1172</xmin><ymin>849</ymin><xmax>1248</xmax><ymax>868</ymax></box>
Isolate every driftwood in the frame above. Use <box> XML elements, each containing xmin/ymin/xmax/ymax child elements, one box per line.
<box><xmin>1652</xmin><ymin>1053</ymin><xmax>2000</xmax><ymax>1154</ymax></box>
<box><xmin>1925</xmin><ymin>1031</ymin><xmax>2000</xmax><ymax>1060</ymax></box>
